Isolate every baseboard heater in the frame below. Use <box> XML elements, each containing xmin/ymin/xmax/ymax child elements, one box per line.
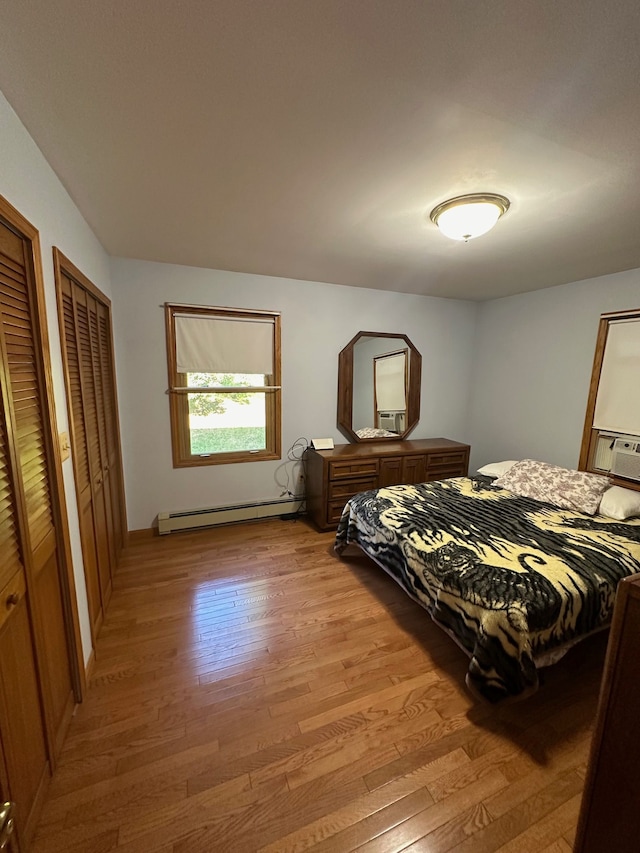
<box><xmin>157</xmin><ymin>496</ymin><xmax>304</xmax><ymax>535</ymax></box>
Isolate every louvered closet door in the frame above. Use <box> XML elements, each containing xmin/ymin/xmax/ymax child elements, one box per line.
<box><xmin>74</xmin><ymin>287</ymin><xmax>113</xmax><ymax>610</ymax></box>
<box><xmin>0</xmin><ymin>368</ymin><xmax>49</xmax><ymax>850</ymax></box>
<box><xmin>57</xmin><ymin>261</ymin><xmax>124</xmax><ymax>640</ymax></box>
<box><xmin>73</xmin><ymin>285</ymin><xmax>113</xmax><ymax>613</ymax></box>
<box><xmin>60</xmin><ymin>274</ymin><xmax>104</xmax><ymax>635</ymax></box>
<box><xmin>87</xmin><ymin>291</ymin><xmax>117</xmax><ymax>570</ymax></box>
<box><xmin>0</xmin><ymin>219</ymin><xmax>55</xmax><ymax>848</ymax></box>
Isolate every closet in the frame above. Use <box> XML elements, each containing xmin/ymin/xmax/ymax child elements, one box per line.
<box><xmin>0</xmin><ymin>197</ymin><xmax>82</xmax><ymax>849</ymax></box>
<box><xmin>53</xmin><ymin>249</ymin><xmax>126</xmax><ymax>644</ymax></box>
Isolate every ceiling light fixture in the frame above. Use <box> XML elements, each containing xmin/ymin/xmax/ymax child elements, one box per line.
<box><xmin>429</xmin><ymin>193</ymin><xmax>510</xmax><ymax>242</ymax></box>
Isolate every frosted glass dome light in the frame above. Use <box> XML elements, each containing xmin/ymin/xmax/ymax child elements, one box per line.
<box><xmin>429</xmin><ymin>193</ymin><xmax>510</xmax><ymax>241</ymax></box>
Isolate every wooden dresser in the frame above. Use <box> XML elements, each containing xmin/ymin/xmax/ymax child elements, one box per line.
<box><xmin>305</xmin><ymin>437</ymin><xmax>470</xmax><ymax>531</ymax></box>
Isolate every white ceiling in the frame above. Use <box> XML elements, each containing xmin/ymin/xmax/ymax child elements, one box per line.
<box><xmin>1</xmin><ymin>1</ymin><xmax>640</xmax><ymax>300</ymax></box>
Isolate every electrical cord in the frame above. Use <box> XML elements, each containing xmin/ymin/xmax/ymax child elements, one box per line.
<box><xmin>275</xmin><ymin>437</ymin><xmax>310</xmax><ymax>501</ymax></box>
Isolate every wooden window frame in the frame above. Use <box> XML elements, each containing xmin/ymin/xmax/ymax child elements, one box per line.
<box><xmin>579</xmin><ymin>306</ymin><xmax>640</xmax><ymax>492</ymax></box>
<box><xmin>165</xmin><ymin>303</ymin><xmax>281</xmax><ymax>467</ymax></box>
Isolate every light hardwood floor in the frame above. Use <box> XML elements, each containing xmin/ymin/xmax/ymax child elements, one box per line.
<box><xmin>32</xmin><ymin>517</ymin><xmax>605</xmax><ymax>852</ymax></box>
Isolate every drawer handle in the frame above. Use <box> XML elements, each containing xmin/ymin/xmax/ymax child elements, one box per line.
<box><xmin>5</xmin><ymin>593</ymin><xmax>18</xmax><ymax>609</ymax></box>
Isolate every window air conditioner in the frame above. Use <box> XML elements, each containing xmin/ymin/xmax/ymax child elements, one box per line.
<box><xmin>378</xmin><ymin>413</ymin><xmax>397</xmax><ymax>431</ymax></box>
<box><xmin>611</xmin><ymin>438</ymin><xmax>640</xmax><ymax>482</ymax></box>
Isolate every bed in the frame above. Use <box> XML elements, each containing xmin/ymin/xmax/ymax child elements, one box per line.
<box><xmin>334</xmin><ymin>473</ymin><xmax>640</xmax><ymax>702</ymax></box>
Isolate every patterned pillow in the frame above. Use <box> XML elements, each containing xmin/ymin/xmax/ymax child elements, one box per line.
<box><xmin>494</xmin><ymin>459</ymin><xmax>610</xmax><ymax>515</ymax></box>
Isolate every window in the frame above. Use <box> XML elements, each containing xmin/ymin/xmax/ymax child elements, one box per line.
<box><xmin>374</xmin><ymin>349</ymin><xmax>407</xmax><ymax>433</ymax></box>
<box><xmin>165</xmin><ymin>303</ymin><xmax>281</xmax><ymax>466</ymax></box>
<box><xmin>579</xmin><ymin>307</ymin><xmax>640</xmax><ymax>488</ymax></box>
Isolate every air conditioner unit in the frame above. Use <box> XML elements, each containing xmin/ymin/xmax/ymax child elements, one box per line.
<box><xmin>611</xmin><ymin>438</ymin><xmax>640</xmax><ymax>482</ymax></box>
<box><xmin>378</xmin><ymin>412</ymin><xmax>398</xmax><ymax>431</ymax></box>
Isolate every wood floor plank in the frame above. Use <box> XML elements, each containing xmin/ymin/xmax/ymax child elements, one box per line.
<box><xmin>274</xmin><ymin>787</ymin><xmax>435</xmax><ymax>853</ymax></box>
<box><xmin>351</xmin><ymin>771</ymin><xmax>509</xmax><ymax>853</ymax></box>
<box><xmin>31</xmin><ymin>518</ymin><xmax>606</xmax><ymax>853</ymax></box>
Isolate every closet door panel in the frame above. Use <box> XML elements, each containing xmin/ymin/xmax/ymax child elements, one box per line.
<box><xmin>0</xmin><ymin>236</ymin><xmax>49</xmax><ymax>847</ymax></box>
<box><xmin>0</xmin><ymin>215</ymin><xmax>73</xmax><ymax>771</ymax></box>
<box><xmin>0</xmin><ymin>245</ymin><xmax>53</xmax><ymax>548</ymax></box>
<box><xmin>0</xmin><ymin>430</ymin><xmax>21</xmax><ymax>592</ymax></box>
<box><xmin>60</xmin><ymin>277</ymin><xmax>104</xmax><ymax>636</ymax></box>
<box><xmin>0</xmin><ymin>407</ymin><xmax>48</xmax><ymax>847</ymax></box>
<box><xmin>33</xmin><ymin>548</ymin><xmax>74</xmax><ymax>755</ymax></box>
<box><xmin>87</xmin><ymin>294</ymin><xmax>116</xmax><ymax>568</ymax></box>
<box><xmin>79</xmin><ymin>504</ymin><xmax>103</xmax><ymax>632</ymax></box>
<box><xmin>56</xmin><ymin>253</ymin><xmax>125</xmax><ymax>647</ymax></box>
<box><xmin>75</xmin><ymin>290</ymin><xmax>112</xmax><ymax>606</ymax></box>
<box><xmin>0</xmin><ymin>584</ymin><xmax>49</xmax><ymax>847</ymax></box>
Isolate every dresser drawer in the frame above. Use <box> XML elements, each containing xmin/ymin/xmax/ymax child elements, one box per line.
<box><xmin>425</xmin><ymin>464</ymin><xmax>467</xmax><ymax>481</ymax></box>
<box><xmin>329</xmin><ymin>477</ymin><xmax>377</xmax><ymax>500</ymax></box>
<box><xmin>427</xmin><ymin>451</ymin><xmax>467</xmax><ymax>468</ymax></box>
<box><xmin>328</xmin><ymin>499</ymin><xmax>354</xmax><ymax>524</ymax></box>
<box><xmin>329</xmin><ymin>459</ymin><xmax>379</xmax><ymax>480</ymax></box>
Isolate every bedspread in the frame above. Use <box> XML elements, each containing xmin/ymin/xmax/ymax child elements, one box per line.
<box><xmin>334</xmin><ymin>476</ymin><xmax>640</xmax><ymax>701</ymax></box>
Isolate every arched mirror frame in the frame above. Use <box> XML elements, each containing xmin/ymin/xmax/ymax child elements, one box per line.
<box><xmin>337</xmin><ymin>331</ymin><xmax>422</xmax><ymax>442</ymax></box>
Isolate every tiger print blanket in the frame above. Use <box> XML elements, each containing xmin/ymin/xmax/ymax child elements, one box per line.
<box><xmin>334</xmin><ymin>476</ymin><xmax>640</xmax><ymax>702</ymax></box>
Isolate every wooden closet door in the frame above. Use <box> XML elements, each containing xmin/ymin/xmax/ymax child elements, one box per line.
<box><xmin>0</xmin><ymin>222</ymin><xmax>76</xmax><ymax>759</ymax></box>
<box><xmin>0</xmin><ymin>364</ymin><xmax>49</xmax><ymax>851</ymax></box>
<box><xmin>0</xmin><ymin>214</ymin><xmax>54</xmax><ymax>848</ymax></box>
<box><xmin>55</xmin><ymin>251</ymin><xmax>126</xmax><ymax>643</ymax></box>
<box><xmin>59</xmin><ymin>275</ymin><xmax>104</xmax><ymax>636</ymax></box>
<box><xmin>87</xmin><ymin>292</ymin><xmax>117</xmax><ymax>570</ymax></box>
<box><xmin>75</xmin><ymin>286</ymin><xmax>113</xmax><ymax>613</ymax></box>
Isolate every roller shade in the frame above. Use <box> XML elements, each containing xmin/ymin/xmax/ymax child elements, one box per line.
<box><xmin>175</xmin><ymin>314</ymin><xmax>274</xmax><ymax>375</ymax></box>
<box><xmin>375</xmin><ymin>352</ymin><xmax>406</xmax><ymax>411</ymax></box>
<box><xmin>593</xmin><ymin>319</ymin><xmax>640</xmax><ymax>435</ymax></box>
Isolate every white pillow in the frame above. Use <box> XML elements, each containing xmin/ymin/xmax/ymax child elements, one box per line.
<box><xmin>477</xmin><ymin>460</ymin><xmax>518</xmax><ymax>478</ymax></box>
<box><xmin>598</xmin><ymin>486</ymin><xmax>640</xmax><ymax>520</ymax></box>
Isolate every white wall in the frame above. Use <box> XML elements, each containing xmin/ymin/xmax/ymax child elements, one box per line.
<box><xmin>110</xmin><ymin>258</ymin><xmax>478</xmax><ymax>530</ymax></box>
<box><xmin>468</xmin><ymin>268</ymin><xmax>640</xmax><ymax>473</ymax></box>
<box><xmin>0</xmin><ymin>91</ymin><xmax>112</xmax><ymax>663</ymax></box>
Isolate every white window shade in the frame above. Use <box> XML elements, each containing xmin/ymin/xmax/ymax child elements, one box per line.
<box><xmin>375</xmin><ymin>352</ymin><xmax>407</xmax><ymax>411</ymax></box>
<box><xmin>175</xmin><ymin>314</ymin><xmax>274</xmax><ymax>375</ymax></box>
<box><xmin>593</xmin><ymin>319</ymin><xmax>640</xmax><ymax>435</ymax></box>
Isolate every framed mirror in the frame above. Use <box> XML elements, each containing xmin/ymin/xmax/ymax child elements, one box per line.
<box><xmin>337</xmin><ymin>331</ymin><xmax>422</xmax><ymax>442</ymax></box>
